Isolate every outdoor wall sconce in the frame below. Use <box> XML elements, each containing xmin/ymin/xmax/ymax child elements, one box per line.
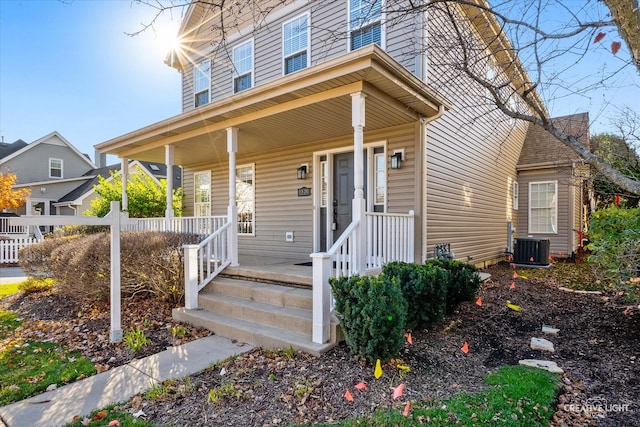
<box><xmin>390</xmin><ymin>152</ymin><xmax>403</xmax><ymax>169</ymax></box>
<box><xmin>297</xmin><ymin>165</ymin><xmax>308</xmax><ymax>180</ymax></box>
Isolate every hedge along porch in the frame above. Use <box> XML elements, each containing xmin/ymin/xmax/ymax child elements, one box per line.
<box><xmin>95</xmin><ymin>46</ymin><xmax>450</xmax><ymax>345</ymax></box>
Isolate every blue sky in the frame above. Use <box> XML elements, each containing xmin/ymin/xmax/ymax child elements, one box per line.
<box><xmin>0</xmin><ymin>0</ymin><xmax>638</xmax><ymax>166</ymax></box>
<box><xmin>0</xmin><ymin>0</ymin><xmax>182</xmax><ymax>164</ymax></box>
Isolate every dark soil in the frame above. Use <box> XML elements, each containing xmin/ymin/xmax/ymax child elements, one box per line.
<box><xmin>1</xmin><ymin>260</ymin><xmax>639</xmax><ymax>426</ymax></box>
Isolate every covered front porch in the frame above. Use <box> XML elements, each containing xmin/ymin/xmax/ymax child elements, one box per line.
<box><xmin>96</xmin><ymin>45</ymin><xmax>449</xmax><ymax>348</ymax></box>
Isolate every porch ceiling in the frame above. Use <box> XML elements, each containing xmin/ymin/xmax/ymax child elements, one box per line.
<box><xmin>96</xmin><ymin>45</ymin><xmax>451</xmax><ymax>167</ymax></box>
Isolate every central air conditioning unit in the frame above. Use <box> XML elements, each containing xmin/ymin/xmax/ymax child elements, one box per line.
<box><xmin>513</xmin><ymin>238</ymin><xmax>551</xmax><ymax>266</ymax></box>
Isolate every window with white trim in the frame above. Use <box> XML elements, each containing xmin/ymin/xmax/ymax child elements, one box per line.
<box><xmin>49</xmin><ymin>158</ymin><xmax>63</xmax><ymax>179</ymax></box>
<box><xmin>194</xmin><ymin>171</ymin><xmax>211</xmax><ymax>216</ymax></box>
<box><xmin>349</xmin><ymin>0</ymin><xmax>383</xmax><ymax>50</ymax></box>
<box><xmin>237</xmin><ymin>164</ymin><xmax>255</xmax><ymax>235</ymax></box>
<box><xmin>193</xmin><ymin>60</ymin><xmax>210</xmax><ymax>107</ymax></box>
<box><xmin>373</xmin><ymin>148</ymin><xmax>385</xmax><ymax>211</ymax></box>
<box><xmin>320</xmin><ymin>160</ymin><xmax>328</xmax><ymax>207</ymax></box>
<box><xmin>513</xmin><ymin>180</ymin><xmax>519</xmax><ymax>210</ymax></box>
<box><xmin>529</xmin><ymin>181</ymin><xmax>557</xmax><ymax>233</ymax></box>
<box><xmin>486</xmin><ymin>56</ymin><xmax>495</xmax><ymax>104</ymax></box>
<box><xmin>233</xmin><ymin>40</ymin><xmax>253</xmax><ymax>93</ymax></box>
<box><xmin>283</xmin><ymin>13</ymin><xmax>309</xmax><ymax>75</ymax></box>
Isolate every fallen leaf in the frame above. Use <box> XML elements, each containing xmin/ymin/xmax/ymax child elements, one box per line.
<box><xmin>461</xmin><ymin>342</ymin><xmax>469</xmax><ymax>353</ymax></box>
<box><xmin>476</xmin><ymin>297</ymin><xmax>482</xmax><ymax>306</ymax></box>
<box><xmin>354</xmin><ymin>382</ymin><xmax>368</xmax><ymax>391</ymax></box>
<box><xmin>506</xmin><ymin>301</ymin><xmax>521</xmax><ymax>311</ymax></box>
<box><xmin>108</xmin><ymin>421</ymin><xmax>121</xmax><ymax>427</ymax></box>
<box><xmin>93</xmin><ymin>410</ymin><xmax>108</xmax><ymax>421</ymax></box>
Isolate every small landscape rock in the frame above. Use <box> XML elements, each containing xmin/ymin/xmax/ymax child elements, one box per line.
<box><xmin>519</xmin><ymin>359</ymin><xmax>564</xmax><ymax>374</ymax></box>
<box><xmin>46</xmin><ymin>384</ymin><xmax>57</xmax><ymax>391</ymax></box>
<box><xmin>531</xmin><ymin>337</ymin><xmax>555</xmax><ymax>352</ymax></box>
<box><xmin>542</xmin><ymin>325</ymin><xmax>559</xmax><ymax>335</ymax></box>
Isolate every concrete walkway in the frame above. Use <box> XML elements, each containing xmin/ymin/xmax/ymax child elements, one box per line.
<box><xmin>0</xmin><ymin>267</ymin><xmax>28</xmax><ymax>285</ymax></box>
<box><xmin>0</xmin><ymin>336</ymin><xmax>253</xmax><ymax>427</ymax></box>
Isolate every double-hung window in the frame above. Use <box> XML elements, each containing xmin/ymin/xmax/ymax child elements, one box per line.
<box><xmin>349</xmin><ymin>0</ymin><xmax>383</xmax><ymax>50</ymax></box>
<box><xmin>49</xmin><ymin>158</ymin><xmax>63</xmax><ymax>178</ymax></box>
<box><xmin>283</xmin><ymin>13</ymin><xmax>309</xmax><ymax>75</ymax></box>
<box><xmin>233</xmin><ymin>40</ymin><xmax>253</xmax><ymax>93</ymax></box>
<box><xmin>193</xmin><ymin>59</ymin><xmax>210</xmax><ymax>108</ymax></box>
<box><xmin>194</xmin><ymin>171</ymin><xmax>211</xmax><ymax>216</ymax></box>
<box><xmin>237</xmin><ymin>164</ymin><xmax>255</xmax><ymax>235</ymax></box>
<box><xmin>529</xmin><ymin>181</ymin><xmax>557</xmax><ymax>234</ymax></box>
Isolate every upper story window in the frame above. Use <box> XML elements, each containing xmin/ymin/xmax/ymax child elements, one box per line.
<box><xmin>233</xmin><ymin>40</ymin><xmax>254</xmax><ymax>93</ymax></box>
<box><xmin>283</xmin><ymin>13</ymin><xmax>309</xmax><ymax>75</ymax></box>
<box><xmin>349</xmin><ymin>0</ymin><xmax>383</xmax><ymax>50</ymax></box>
<box><xmin>49</xmin><ymin>158</ymin><xmax>63</xmax><ymax>179</ymax></box>
<box><xmin>529</xmin><ymin>181</ymin><xmax>557</xmax><ymax>234</ymax></box>
<box><xmin>193</xmin><ymin>59</ymin><xmax>211</xmax><ymax>108</ymax></box>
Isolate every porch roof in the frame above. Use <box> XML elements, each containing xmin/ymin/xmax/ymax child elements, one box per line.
<box><xmin>95</xmin><ymin>45</ymin><xmax>451</xmax><ymax>167</ymax></box>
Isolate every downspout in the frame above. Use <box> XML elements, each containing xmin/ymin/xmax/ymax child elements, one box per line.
<box><xmin>421</xmin><ymin>105</ymin><xmax>445</xmax><ymax>262</ymax></box>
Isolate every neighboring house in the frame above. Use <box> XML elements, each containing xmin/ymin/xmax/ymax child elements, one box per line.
<box><xmin>517</xmin><ymin>113</ymin><xmax>591</xmax><ymax>258</ymax></box>
<box><xmin>0</xmin><ymin>132</ymin><xmax>96</xmax><ymax>217</ymax></box>
<box><xmin>93</xmin><ymin>2</ymin><xmax>591</xmax><ymax>348</ymax></box>
<box><xmin>55</xmin><ymin>161</ymin><xmax>183</xmax><ymax>215</ymax></box>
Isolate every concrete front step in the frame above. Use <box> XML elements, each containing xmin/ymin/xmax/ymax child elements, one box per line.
<box><xmin>174</xmin><ymin>276</ymin><xmax>339</xmax><ymax>356</ymax></box>
<box><xmin>173</xmin><ymin>307</ymin><xmax>336</xmax><ymax>356</ymax></box>
<box><xmin>205</xmin><ymin>277</ymin><xmax>312</xmax><ymax>310</ymax></box>
<box><xmin>198</xmin><ymin>292</ymin><xmax>313</xmax><ymax>336</ymax></box>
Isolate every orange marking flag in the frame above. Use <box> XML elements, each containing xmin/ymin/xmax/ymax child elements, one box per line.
<box><xmin>461</xmin><ymin>342</ymin><xmax>469</xmax><ymax>353</ymax></box>
<box><xmin>344</xmin><ymin>389</ymin><xmax>354</xmax><ymax>402</ymax></box>
<box><xmin>374</xmin><ymin>359</ymin><xmax>383</xmax><ymax>379</ymax></box>
<box><xmin>510</xmin><ymin>282</ymin><xmax>516</xmax><ymax>289</ymax></box>
<box><xmin>403</xmin><ymin>401</ymin><xmax>411</xmax><ymax>416</ymax></box>
<box><xmin>407</xmin><ymin>332</ymin><xmax>413</xmax><ymax>345</ymax></box>
<box><xmin>476</xmin><ymin>297</ymin><xmax>482</xmax><ymax>306</ymax></box>
<box><xmin>393</xmin><ymin>383</ymin><xmax>405</xmax><ymax>399</ymax></box>
<box><xmin>354</xmin><ymin>382</ymin><xmax>368</xmax><ymax>391</ymax></box>
<box><xmin>513</xmin><ymin>272</ymin><xmax>518</xmax><ymax>279</ymax></box>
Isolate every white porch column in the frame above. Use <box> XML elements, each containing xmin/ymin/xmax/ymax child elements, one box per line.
<box><xmin>227</xmin><ymin>127</ymin><xmax>239</xmax><ymax>267</ymax></box>
<box><xmin>121</xmin><ymin>157</ymin><xmax>129</xmax><ymax>213</ymax></box>
<box><xmin>351</xmin><ymin>92</ymin><xmax>367</xmax><ymax>272</ymax></box>
<box><xmin>165</xmin><ymin>144</ymin><xmax>175</xmax><ymax>220</ymax></box>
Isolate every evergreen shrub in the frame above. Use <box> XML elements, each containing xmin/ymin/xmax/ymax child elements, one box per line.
<box><xmin>330</xmin><ymin>274</ymin><xmax>407</xmax><ymax>363</ymax></box>
<box><xmin>425</xmin><ymin>259</ymin><xmax>481</xmax><ymax>313</ymax></box>
<box><xmin>382</xmin><ymin>261</ymin><xmax>448</xmax><ymax>329</ymax></box>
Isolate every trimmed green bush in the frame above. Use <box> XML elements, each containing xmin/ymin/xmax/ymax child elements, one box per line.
<box><xmin>330</xmin><ymin>274</ymin><xmax>407</xmax><ymax>363</ymax></box>
<box><xmin>382</xmin><ymin>261</ymin><xmax>448</xmax><ymax>329</ymax></box>
<box><xmin>425</xmin><ymin>259</ymin><xmax>481</xmax><ymax>313</ymax></box>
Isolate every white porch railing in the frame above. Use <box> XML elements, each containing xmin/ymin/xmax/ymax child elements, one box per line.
<box><xmin>124</xmin><ymin>216</ymin><xmax>228</xmax><ymax>236</ymax></box>
<box><xmin>0</xmin><ymin>236</ymin><xmax>37</xmax><ymax>264</ymax></box>
<box><xmin>183</xmin><ymin>219</ymin><xmax>232</xmax><ymax>309</ymax></box>
<box><xmin>310</xmin><ymin>210</ymin><xmax>416</xmax><ymax>344</ymax></box>
<box><xmin>0</xmin><ymin>217</ymin><xmax>28</xmax><ymax>236</ymax></box>
<box><xmin>366</xmin><ymin>210</ymin><xmax>415</xmax><ymax>270</ymax></box>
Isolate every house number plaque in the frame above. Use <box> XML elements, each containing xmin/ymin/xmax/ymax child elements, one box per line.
<box><xmin>298</xmin><ymin>187</ymin><xmax>311</xmax><ymax>197</ymax></box>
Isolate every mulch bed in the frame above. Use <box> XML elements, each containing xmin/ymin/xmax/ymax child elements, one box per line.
<box><xmin>1</xmin><ymin>261</ymin><xmax>639</xmax><ymax>426</ymax></box>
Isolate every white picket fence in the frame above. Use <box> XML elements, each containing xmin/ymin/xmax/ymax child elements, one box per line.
<box><xmin>0</xmin><ymin>237</ymin><xmax>37</xmax><ymax>264</ymax></box>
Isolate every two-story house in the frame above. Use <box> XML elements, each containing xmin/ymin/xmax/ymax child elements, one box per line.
<box><xmin>94</xmin><ymin>1</ymin><xmax>589</xmax><ymax>350</ymax></box>
<box><xmin>0</xmin><ymin>131</ymin><xmax>96</xmax><ymax>217</ymax></box>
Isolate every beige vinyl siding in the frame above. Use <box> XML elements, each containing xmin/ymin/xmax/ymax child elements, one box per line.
<box><xmin>517</xmin><ymin>167</ymin><xmax>573</xmax><ymax>257</ymax></box>
<box><xmin>180</xmin><ymin>1</ymin><xmax>426</xmax><ymax>113</ymax></box>
<box><xmin>424</xmin><ymin>5</ymin><xmax>528</xmax><ymax>265</ymax></box>
<box><xmin>182</xmin><ymin>124</ymin><xmax>420</xmax><ymax>259</ymax></box>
